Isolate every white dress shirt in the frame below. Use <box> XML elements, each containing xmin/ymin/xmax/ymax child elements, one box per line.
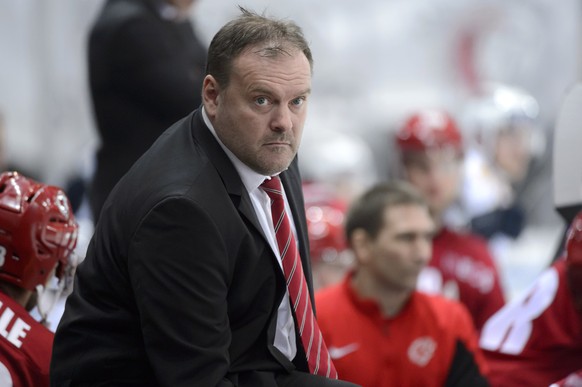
<box><xmin>202</xmin><ymin>108</ymin><xmax>298</xmax><ymax>361</ymax></box>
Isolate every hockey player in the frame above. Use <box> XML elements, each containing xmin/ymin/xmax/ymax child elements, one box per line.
<box><xmin>480</xmin><ymin>209</ymin><xmax>582</xmax><ymax>386</ymax></box>
<box><xmin>0</xmin><ymin>171</ymin><xmax>78</xmax><ymax>386</ymax></box>
<box><xmin>459</xmin><ymin>82</ymin><xmax>543</xmax><ymax>243</ymax></box>
<box><xmin>315</xmin><ymin>181</ymin><xmax>489</xmax><ymax>387</ymax></box>
<box><xmin>394</xmin><ymin>109</ymin><xmax>505</xmax><ymax>331</ymax></box>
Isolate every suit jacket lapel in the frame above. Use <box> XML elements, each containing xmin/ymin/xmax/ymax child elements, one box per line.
<box><xmin>190</xmin><ymin>110</ymin><xmax>314</xmax><ymax>301</ymax></box>
<box><xmin>189</xmin><ymin>110</ymin><xmax>268</xmax><ymax>244</ymax></box>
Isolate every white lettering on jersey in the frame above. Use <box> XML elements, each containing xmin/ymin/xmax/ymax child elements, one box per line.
<box><xmin>441</xmin><ymin>253</ymin><xmax>495</xmax><ymax>294</ymax></box>
<box><xmin>479</xmin><ymin>267</ymin><xmax>558</xmax><ymax>354</ymax></box>
<box><xmin>408</xmin><ymin>336</ymin><xmax>437</xmax><ymax>367</ymax></box>
<box><xmin>0</xmin><ymin>301</ymin><xmax>31</xmax><ymax>349</ymax></box>
<box><xmin>6</xmin><ymin>319</ymin><xmax>30</xmax><ymax>349</ymax></box>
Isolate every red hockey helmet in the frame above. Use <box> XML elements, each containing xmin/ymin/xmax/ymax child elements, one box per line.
<box><xmin>303</xmin><ymin>183</ymin><xmax>349</xmax><ymax>265</ymax></box>
<box><xmin>0</xmin><ymin>171</ymin><xmax>78</xmax><ymax>291</ymax></box>
<box><xmin>396</xmin><ymin>109</ymin><xmax>463</xmax><ymax>153</ymax></box>
<box><xmin>566</xmin><ymin>210</ymin><xmax>582</xmax><ymax>312</ymax></box>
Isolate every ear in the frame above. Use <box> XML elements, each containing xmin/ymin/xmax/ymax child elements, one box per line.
<box><xmin>350</xmin><ymin>229</ymin><xmax>372</xmax><ymax>265</ymax></box>
<box><xmin>202</xmin><ymin>74</ymin><xmax>221</xmax><ymax>118</ymax></box>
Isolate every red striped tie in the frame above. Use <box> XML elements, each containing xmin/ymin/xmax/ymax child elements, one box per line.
<box><xmin>261</xmin><ymin>176</ymin><xmax>338</xmax><ymax>379</ymax></box>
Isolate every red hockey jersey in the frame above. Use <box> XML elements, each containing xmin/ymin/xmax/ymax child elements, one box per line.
<box><xmin>418</xmin><ymin>227</ymin><xmax>505</xmax><ymax>331</ymax></box>
<box><xmin>481</xmin><ymin>259</ymin><xmax>582</xmax><ymax>386</ymax></box>
<box><xmin>0</xmin><ymin>291</ymin><xmax>53</xmax><ymax>387</ymax></box>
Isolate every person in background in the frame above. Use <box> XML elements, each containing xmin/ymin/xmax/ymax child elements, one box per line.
<box><xmin>52</xmin><ymin>7</ymin><xmax>358</xmax><ymax>387</ymax></box>
<box><xmin>394</xmin><ymin>109</ymin><xmax>505</xmax><ymax>332</ymax></box>
<box><xmin>303</xmin><ymin>182</ymin><xmax>353</xmax><ymax>290</ymax></box>
<box><xmin>459</xmin><ymin>82</ymin><xmax>544</xmax><ymax>251</ymax></box>
<box><xmin>0</xmin><ymin>171</ymin><xmax>78</xmax><ymax>387</ymax></box>
<box><xmin>87</xmin><ymin>0</ymin><xmax>207</xmax><ymax>223</ymax></box>
<box><xmin>480</xmin><ymin>209</ymin><xmax>582</xmax><ymax>387</ymax></box>
<box><xmin>316</xmin><ymin>181</ymin><xmax>489</xmax><ymax>387</ymax></box>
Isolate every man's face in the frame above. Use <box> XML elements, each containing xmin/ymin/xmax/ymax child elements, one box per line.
<box><xmin>362</xmin><ymin>204</ymin><xmax>434</xmax><ymax>292</ymax></box>
<box><xmin>203</xmin><ymin>46</ymin><xmax>312</xmax><ymax>176</ymax></box>
<box><xmin>403</xmin><ymin>149</ymin><xmax>462</xmax><ymax>217</ymax></box>
<box><xmin>495</xmin><ymin>126</ymin><xmax>532</xmax><ymax>184</ymax></box>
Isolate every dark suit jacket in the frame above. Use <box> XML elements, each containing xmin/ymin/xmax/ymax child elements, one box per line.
<box><xmin>87</xmin><ymin>0</ymin><xmax>207</xmax><ymax>223</ymax></box>
<box><xmin>51</xmin><ymin>109</ymin><xmax>356</xmax><ymax>387</ymax></box>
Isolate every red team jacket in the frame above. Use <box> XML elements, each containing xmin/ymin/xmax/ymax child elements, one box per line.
<box><xmin>0</xmin><ymin>291</ymin><xmax>53</xmax><ymax>387</ymax></box>
<box><xmin>419</xmin><ymin>227</ymin><xmax>506</xmax><ymax>332</ymax></box>
<box><xmin>480</xmin><ymin>259</ymin><xmax>582</xmax><ymax>387</ymax></box>
<box><xmin>316</xmin><ymin>275</ymin><xmax>489</xmax><ymax>387</ymax></box>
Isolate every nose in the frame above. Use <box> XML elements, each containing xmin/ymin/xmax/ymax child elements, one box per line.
<box><xmin>270</xmin><ymin>104</ymin><xmax>293</xmax><ymax>132</ymax></box>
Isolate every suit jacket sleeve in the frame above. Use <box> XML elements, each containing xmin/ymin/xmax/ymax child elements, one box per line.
<box><xmin>129</xmin><ymin>196</ymin><xmax>234</xmax><ymax>387</ymax></box>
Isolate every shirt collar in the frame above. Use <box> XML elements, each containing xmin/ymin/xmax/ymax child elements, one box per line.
<box><xmin>201</xmin><ymin>107</ymin><xmax>271</xmax><ymax>193</ymax></box>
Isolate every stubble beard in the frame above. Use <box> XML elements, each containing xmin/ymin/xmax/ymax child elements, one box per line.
<box><xmin>213</xmin><ymin>107</ymin><xmax>301</xmax><ymax>176</ymax></box>
<box><xmin>252</xmin><ymin>145</ymin><xmax>297</xmax><ymax>176</ymax></box>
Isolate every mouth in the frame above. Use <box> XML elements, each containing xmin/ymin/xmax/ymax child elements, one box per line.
<box><xmin>264</xmin><ymin>142</ymin><xmax>291</xmax><ymax>147</ymax></box>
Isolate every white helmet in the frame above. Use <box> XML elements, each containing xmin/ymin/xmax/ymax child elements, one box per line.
<box><xmin>461</xmin><ymin>82</ymin><xmax>545</xmax><ymax>183</ymax></box>
<box><xmin>299</xmin><ymin>129</ymin><xmax>378</xmax><ymax>203</ymax></box>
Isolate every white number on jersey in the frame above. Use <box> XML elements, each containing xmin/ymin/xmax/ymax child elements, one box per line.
<box><xmin>0</xmin><ymin>360</ymin><xmax>13</xmax><ymax>386</ymax></box>
<box><xmin>480</xmin><ymin>267</ymin><xmax>559</xmax><ymax>354</ymax></box>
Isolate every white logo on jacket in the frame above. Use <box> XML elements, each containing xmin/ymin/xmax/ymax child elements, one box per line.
<box><xmin>408</xmin><ymin>336</ymin><xmax>437</xmax><ymax>367</ymax></box>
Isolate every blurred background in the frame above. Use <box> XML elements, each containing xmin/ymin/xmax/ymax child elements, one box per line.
<box><xmin>1</xmin><ymin>0</ymin><xmax>580</xmax><ymax>300</ymax></box>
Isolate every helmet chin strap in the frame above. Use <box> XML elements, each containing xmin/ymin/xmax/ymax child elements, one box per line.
<box><xmin>35</xmin><ymin>278</ymin><xmax>65</xmax><ymax>325</ymax></box>
<box><xmin>34</xmin><ymin>251</ymin><xmax>80</xmax><ymax>325</ymax></box>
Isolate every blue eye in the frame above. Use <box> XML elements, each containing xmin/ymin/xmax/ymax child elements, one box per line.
<box><xmin>255</xmin><ymin>97</ymin><xmax>268</xmax><ymax>106</ymax></box>
<box><xmin>291</xmin><ymin>97</ymin><xmax>305</xmax><ymax>107</ymax></box>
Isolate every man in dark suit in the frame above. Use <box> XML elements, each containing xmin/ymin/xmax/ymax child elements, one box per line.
<box><xmin>51</xmin><ymin>7</ymin><xmax>359</xmax><ymax>387</ymax></box>
<box><xmin>87</xmin><ymin>0</ymin><xmax>207</xmax><ymax>223</ymax></box>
